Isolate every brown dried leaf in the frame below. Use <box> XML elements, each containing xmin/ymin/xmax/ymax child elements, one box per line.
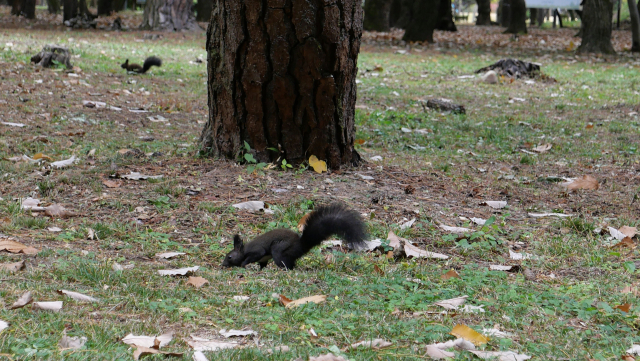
<box><xmin>349</xmin><ymin>338</ymin><xmax>392</xmax><ymax>349</ymax></box>
<box><xmin>56</xmin><ymin>289</ymin><xmax>100</xmax><ymax>303</ymax></box>
<box><xmin>102</xmin><ymin>180</ymin><xmax>120</xmax><ymax>188</ymax></box>
<box><xmin>186</xmin><ymin>276</ymin><xmax>209</xmax><ymax>288</ymax></box>
<box><xmin>44</xmin><ymin>204</ymin><xmax>75</xmax><ymax>218</ymax></box>
<box><xmin>532</xmin><ymin>143</ymin><xmax>552</xmax><ymax>153</ymax></box>
<box><xmin>277</xmin><ymin>294</ymin><xmax>292</xmax><ymax>307</ymax></box>
<box><xmin>374</xmin><ymin>264</ymin><xmax>384</xmax><ymax>276</ymax></box>
<box><xmin>561</xmin><ymin>175</ymin><xmax>599</xmax><ymax>191</ymax></box>
<box><xmin>425</xmin><ymin>345</ymin><xmax>455</xmax><ymax>359</ymax></box>
<box><xmin>0</xmin><ymin>260</ymin><xmax>25</xmax><ymax>273</ymax></box>
<box><xmin>610</xmin><ymin>237</ymin><xmax>636</xmax><ymax>250</ymax></box>
<box><xmin>284</xmin><ymin>295</ymin><xmax>327</xmax><ymax>308</ymax></box>
<box><xmin>33</xmin><ymin>301</ymin><xmax>63</xmax><ymax>312</ymax></box>
<box><xmin>8</xmin><ymin>291</ymin><xmax>33</xmax><ymax>309</ymax></box>
<box><xmin>441</xmin><ymin>269</ymin><xmax>460</xmax><ymax>280</ymax></box>
<box><xmin>122</xmin><ymin>332</ymin><xmax>173</xmax><ymax>348</ymax></box>
<box><xmin>0</xmin><ymin>238</ymin><xmax>39</xmax><ymax>255</ymax></box>
<box><xmin>615</xmin><ymin>303</ymin><xmax>632</xmax><ymax>313</ymax></box>
<box><xmin>619</xmin><ymin>226</ymin><xmax>638</xmax><ymax>239</ymax></box>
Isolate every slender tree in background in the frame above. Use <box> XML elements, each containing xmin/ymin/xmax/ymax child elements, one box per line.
<box><xmin>364</xmin><ymin>0</ymin><xmax>392</xmax><ymax>31</ymax></box>
<box><xmin>435</xmin><ymin>0</ymin><xmax>457</xmax><ymax>31</ymax></box>
<box><xmin>505</xmin><ymin>0</ymin><xmax>526</xmax><ymax>33</ymax></box>
<box><xmin>529</xmin><ymin>8</ymin><xmax>537</xmax><ymax>25</ymax></box>
<box><xmin>476</xmin><ymin>0</ymin><xmax>491</xmax><ymax>25</ymax></box>
<box><xmin>141</xmin><ymin>0</ymin><xmax>200</xmax><ymax>30</ymax></box>
<box><xmin>200</xmin><ymin>0</ymin><xmax>363</xmax><ymax>169</ymax></box>
<box><xmin>578</xmin><ymin>0</ymin><xmax>614</xmax><ymax>53</ymax></box>
<box><xmin>390</xmin><ymin>0</ymin><xmax>413</xmax><ymax>28</ymax></box>
<box><xmin>63</xmin><ymin>0</ymin><xmax>78</xmax><ymax>21</ymax></box>
<box><xmin>498</xmin><ymin>0</ymin><xmax>510</xmax><ymax>27</ymax></box>
<box><xmin>195</xmin><ymin>0</ymin><xmax>213</xmax><ymax>22</ymax></box>
<box><xmin>47</xmin><ymin>0</ymin><xmax>60</xmax><ymax>14</ymax></box>
<box><xmin>11</xmin><ymin>0</ymin><xmax>36</xmax><ymax>18</ymax></box>
<box><xmin>402</xmin><ymin>0</ymin><xmax>438</xmax><ymax>42</ymax></box>
<box><xmin>628</xmin><ymin>0</ymin><xmax>640</xmax><ymax>51</ymax></box>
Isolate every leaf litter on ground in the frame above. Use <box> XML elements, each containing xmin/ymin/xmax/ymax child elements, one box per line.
<box><xmin>157</xmin><ymin>266</ymin><xmax>199</xmax><ymax>276</ymax></box>
<box><xmin>56</xmin><ymin>289</ymin><xmax>100</xmax><ymax>303</ymax></box>
<box><xmin>387</xmin><ymin>231</ymin><xmax>449</xmax><ymax>259</ymax></box>
<box><xmin>32</xmin><ymin>301</ymin><xmax>63</xmax><ymax>312</ymax></box>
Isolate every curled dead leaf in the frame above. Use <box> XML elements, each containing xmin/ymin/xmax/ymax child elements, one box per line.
<box><xmin>561</xmin><ymin>175</ymin><xmax>599</xmax><ymax>191</ymax></box>
<box><xmin>8</xmin><ymin>291</ymin><xmax>33</xmax><ymax>309</ymax></box>
<box><xmin>450</xmin><ymin>324</ymin><xmax>489</xmax><ymax>346</ymax></box>
<box><xmin>0</xmin><ymin>260</ymin><xmax>25</xmax><ymax>273</ymax></box>
<box><xmin>0</xmin><ymin>238</ymin><xmax>39</xmax><ymax>255</ymax></box>
<box><xmin>186</xmin><ymin>276</ymin><xmax>209</xmax><ymax>288</ymax></box>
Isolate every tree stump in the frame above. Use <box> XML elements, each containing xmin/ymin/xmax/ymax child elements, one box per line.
<box><xmin>578</xmin><ymin>0</ymin><xmax>614</xmax><ymax>54</ymax></box>
<box><xmin>199</xmin><ymin>0</ymin><xmax>364</xmax><ymax>169</ymax></box>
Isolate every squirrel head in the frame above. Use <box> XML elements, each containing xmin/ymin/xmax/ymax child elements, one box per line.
<box><xmin>221</xmin><ymin>235</ymin><xmax>245</xmax><ymax>268</ymax></box>
<box><xmin>120</xmin><ymin>59</ymin><xmax>129</xmax><ymax>69</ymax></box>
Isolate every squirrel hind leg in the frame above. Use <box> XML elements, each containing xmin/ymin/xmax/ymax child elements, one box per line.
<box><xmin>272</xmin><ymin>253</ymin><xmax>296</xmax><ymax>270</ymax></box>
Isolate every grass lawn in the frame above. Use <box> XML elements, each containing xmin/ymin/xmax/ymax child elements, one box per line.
<box><xmin>1</xmin><ymin>12</ymin><xmax>640</xmax><ymax>361</ymax></box>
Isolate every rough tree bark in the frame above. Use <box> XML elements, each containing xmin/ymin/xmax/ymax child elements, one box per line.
<box><xmin>98</xmin><ymin>0</ymin><xmax>112</xmax><ymax>16</ymax></box>
<box><xmin>505</xmin><ymin>0</ymin><xmax>526</xmax><ymax>33</ymax></box>
<box><xmin>200</xmin><ymin>0</ymin><xmax>364</xmax><ymax>169</ymax></box>
<box><xmin>436</xmin><ymin>0</ymin><xmax>457</xmax><ymax>31</ymax></box>
<box><xmin>476</xmin><ymin>0</ymin><xmax>491</xmax><ymax>25</ymax></box>
<box><xmin>141</xmin><ymin>0</ymin><xmax>201</xmax><ymax>31</ymax></box>
<box><xmin>628</xmin><ymin>0</ymin><xmax>640</xmax><ymax>51</ymax></box>
<box><xmin>12</xmin><ymin>0</ymin><xmax>36</xmax><ymax>18</ymax></box>
<box><xmin>195</xmin><ymin>0</ymin><xmax>213</xmax><ymax>21</ymax></box>
<box><xmin>47</xmin><ymin>0</ymin><xmax>60</xmax><ymax>14</ymax></box>
<box><xmin>391</xmin><ymin>0</ymin><xmax>413</xmax><ymax>28</ymax></box>
<box><xmin>364</xmin><ymin>0</ymin><xmax>392</xmax><ymax>32</ymax></box>
<box><xmin>402</xmin><ymin>0</ymin><xmax>438</xmax><ymax>42</ymax></box>
<box><xmin>63</xmin><ymin>0</ymin><xmax>78</xmax><ymax>21</ymax></box>
<box><xmin>578</xmin><ymin>0</ymin><xmax>615</xmax><ymax>53</ymax></box>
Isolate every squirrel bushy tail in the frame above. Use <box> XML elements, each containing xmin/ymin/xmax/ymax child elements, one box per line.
<box><xmin>140</xmin><ymin>56</ymin><xmax>162</xmax><ymax>73</ymax></box>
<box><xmin>296</xmin><ymin>203</ymin><xmax>367</xmax><ymax>256</ymax></box>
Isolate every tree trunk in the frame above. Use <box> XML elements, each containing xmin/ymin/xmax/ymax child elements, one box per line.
<box><xmin>402</xmin><ymin>0</ymin><xmax>438</xmax><ymax>42</ymax></box>
<box><xmin>141</xmin><ymin>0</ymin><xmax>201</xmax><ymax>31</ymax></box>
<box><xmin>505</xmin><ymin>0</ymin><xmax>526</xmax><ymax>33</ymax></box>
<box><xmin>476</xmin><ymin>0</ymin><xmax>491</xmax><ymax>25</ymax></box>
<box><xmin>364</xmin><ymin>0</ymin><xmax>392</xmax><ymax>32</ymax></box>
<box><xmin>436</xmin><ymin>0</ymin><xmax>457</xmax><ymax>31</ymax></box>
<box><xmin>47</xmin><ymin>0</ymin><xmax>60</xmax><ymax>14</ymax></box>
<box><xmin>498</xmin><ymin>0</ymin><xmax>509</xmax><ymax>27</ymax></box>
<box><xmin>529</xmin><ymin>8</ymin><xmax>537</xmax><ymax>24</ymax></box>
<box><xmin>392</xmin><ymin>0</ymin><xmax>413</xmax><ymax>28</ymax></box>
<box><xmin>629</xmin><ymin>0</ymin><xmax>640</xmax><ymax>51</ymax></box>
<box><xmin>11</xmin><ymin>0</ymin><xmax>21</xmax><ymax>15</ymax></box>
<box><xmin>200</xmin><ymin>0</ymin><xmax>364</xmax><ymax>169</ymax></box>
<box><xmin>63</xmin><ymin>0</ymin><xmax>78</xmax><ymax>21</ymax></box>
<box><xmin>578</xmin><ymin>0</ymin><xmax>615</xmax><ymax>54</ymax></box>
<box><xmin>195</xmin><ymin>0</ymin><xmax>212</xmax><ymax>21</ymax></box>
<box><xmin>22</xmin><ymin>0</ymin><xmax>36</xmax><ymax>18</ymax></box>
<box><xmin>97</xmin><ymin>0</ymin><xmax>112</xmax><ymax>15</ymax></box>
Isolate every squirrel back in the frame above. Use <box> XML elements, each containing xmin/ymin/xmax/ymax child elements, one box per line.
<box><xmin>121</xmin><ymin>56</ymin><xmax>162</xmax><ymax>73</ymax></box>
<box><xmin>222</xmin><ymin>203</ymin><xmax>367</xmax><ymax>270</ymax></box>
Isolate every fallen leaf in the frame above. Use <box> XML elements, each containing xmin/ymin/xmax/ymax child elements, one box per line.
<box><xmin>232</xmin><ymin>201</ymin><xmax>273</xmax><ymax>214</ymax></box>
<box><xmin>436</xmin><ymin>295</ymin><xmax>469</xmax><ymax>310</ymax></box>
<box><xmin>185</xmin><ymin>336</ymin><xmax>238</xmax><ymax>351</ymax></box>
<box><xmin>1</xmin><ymin>121</ymin><xmax>26</xmax><ymax>127</ymax></box>
<box><xmin>309</xmin><ymin>155</ymin><xmax>327</xmax><ymax>173</ymax></box>
<box><xmin>616</xmin><ymin>303</ymin><xmax>632</xmax><ymax>313</ymax></box>
<box><xmin>309</xmin><ymin>353</ymin><xmax>348</xmax><ymax>361</ymax></box>
<box><xmin>561</xmin><ymin>175</ymin><xmax>599</xmax><ymax>191</ymax></box>
<box><xmin>0</xmin><ymin>260</ymin><xmax>25</xmax><ymax>273</ymax></box>
<box><xmin>450</xmin><ymin>324</ymin><xmax>489</xmax><ymax>346</ymax></box>
<box><xmin>122</xmin><ymin>332</ymin><xmax>173</xmax><ymax>348</ymax></box>
<box><xmin>481</xmin><ymin>201</ymin><xmax>507</xmax><ymax>209</ymax></box>
<box><xmin>120</xmin><ymin>172</ymin><xmax>163</xmax><ymax>180</ymax></box>
<box><xmin>374</xmin><ymin>264</ymin><xmax>384</xmax><ymax>276</ymax></box>
<box><xmin>622</xmin><ymin>355</ymin><xmax>635</xmax><ymax>361</ymax></box>
<box><xmin>439</xmin><ymin>224</ymin><xmax>472</xmax><ymax>234</ymax></box>
<box><xmin>349</xmin><ymin>339</ymin><xmax>392</xmax><ymax>349</ymax></box>
<box><xmin>627</xmin><ymin>345</ymin><xmax>640</xmax><ymax>354</ymax></box>
<box><xmin>187</xmin><ymin>276</ymin><xmax>209</xmax><ymax>288</ymax></box>
<box><xmin>425</xmin><ymin>345</ymin><xmax>455</xmax><ymax>359</ymax></box>
<box><xmin>48</xmin><ymin>227</ymin><xmax>63</xmax><ymax>232</ymax></box>
<box><xmin>619</xmin><ymin>226</ymin><xmax>638</xmax><ymax>239</ymax></box>
<box><xmin>430</xmin><ymin>338</ymin><xmax>476</xmax><ymax>351</ymax></box>
<box><xmin>192</xmin><ymin>351</ymin><xmax>209</xmax><ymax>361</ymax></box>
<box><xmin>102</xmin><ymin>180</ymin><xmax>120</xmax><ymax>188</ymax></box>
<box><xmin>112</xmin><ymin>262</ymin><xmax>135</xmax><ymax>271</ymax></box>
<box><xmin>610</xmin><ymin>237</ymin><xmax>635</xmax><ymax>250</ymax></box>
<box><xmin>158</xmin><ymin>266</ymin><xmax>199</xmax><ymax>276</ymax></box>
<box><xmin>509</xmin><ymin>250</ymin><xmax>536</xmax><ymax>260</ymax></box>
<box><xmin>266</xmin><ymin>346</ymin><xmax>290</xmax><ymax>353</ymax></box>
<box><xmin>490</xmin><ymin>265</ymin><xmax>516</xmax><ymax>271</ymax></box>
<box><xmin>470</xmin><ymin>217</ymin><xmax>486</xmax><ymax>225</ymax></box>
<box><xmin>370</xmin><ymin>155</ymin><xmax>383</xmax><ymax>161</ymax></box>
<box><xmin>461</xmin><ymin>304</ymin><xmax>485</xmax><ymax>313</ymax></box>
<box><xmin>58</xmin><ymin>334</ymin><xmax>87</xmax><ymax>350</ymax></box>
<box><xmin>441</xmin><ymin>269</ymin><xmax>460</xmax><ymax>280</ymax></box>
<box><xmin>0</xmin><ymin>320</ymin><xmax>7</xmax><ymax>333</ymax></box>
<box><xmin>8</xmin><ymin>291</ymin><xmax>33</xmax><ymax>309</ymax></box>
<box><xmin>352</xmin><ymin>238</ymin><xmax>382</xmax><ymax>251</ymax></box>
<box><xmin>155</xmin><ymin>252</ymin><xmax>185</xmax><ymax>259</ymax></box>
<box><xmin>33</xmin><ymin>301</ymin><xmax>63</xmax><ymax>312</ymax></box>
<box><xmin>532</xmin><ymin>143</ymin><xmax>552</xmax><ymax>153</ymax></box>
<box><xmin>468</xmin><ymin>350</ymin><xmax>531</xmax><ymax>361</ymax></box>
<box><xmin>481</xmin><ymin>328</ymin><xmax>514</xmax><ymax>338</ymax></box>
<box><xmin>403</xmin><ymin>241</ymin><xmax>449</xmax><ymax>259</ymax></box>
<box><xmin>219</xmin><ymin>329</ymin><xmax>257</xmax><ymax>338</ymax></box>
<box><xmin>0</xmin><ymin>238</ymin><xmax>39</xmax><ymax>255</ymax></box>
<box><xmin>528</xmin><ymin>212</ymin><xmax>571</xmax><ymax>218</ymax></box>
<box><xmin>56</xmin><ymin>290</ymin><xmax>100</xmax><ymax>303</ymax></box>
<box><xmin>22</xmin><ymin>197</ymin><xmax>44</xmax><ymax>210</ymax></box>
<box><xmin>87</xmin><ymin>228</ymin><xmax>96</xmax><ymax>240</ymax></box>
<box><xmin>400</xmin><ymin>218</ymin><xmax>416</xmax><ymax>229</ymax></box>
<box><xmin>3</xmin><ymin>154</ymin><xmax>38</xmax><ymax>163</ymax></box>
<box><xmin>132</xmin><ymin>346</ymin><xmax>182</xmax><ymax>361</ymax></box>
<box><xmin>232</xmin><ymin>295</ymin><xmax>250</xmax><ymax>302</ymax></box>
<box><xmin>284</xmin><ymin>294</ymin><xmax>327</xmax><ymax>308</ymax></box>
<box><xmin>44</xmin><ymin>204</ymin><xmax>74</xmax><ymax>218</ymax></box>
<box><xmin>50</xmin><ymin>155</ymin><xmax>77</xmax><ymax>169</ymax></box>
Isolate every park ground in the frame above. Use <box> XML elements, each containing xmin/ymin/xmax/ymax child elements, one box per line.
<box><xmin>1</xmin><ymin>9</ymin><xmax>640</xmax><ymax>361</ymax></box>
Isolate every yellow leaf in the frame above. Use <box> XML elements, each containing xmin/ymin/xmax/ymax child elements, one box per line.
<box><xmin>284</xmin><ymin>294</ymin><xmax>327</xmax><ymax>308</ymax></box>
<box><xmin>32</xmin><ymin>153</ymin><xmax>53</xmax><ymax>161</ymax></box>
<box><xmin>450</xmin><ymin>324</ymin><xmax>489</xmax><ymax>346</ymax></box>
<box><xmin>308</xmin><ymin>155</ymin><xmax>327</xmax><ymax>174</ymax></box>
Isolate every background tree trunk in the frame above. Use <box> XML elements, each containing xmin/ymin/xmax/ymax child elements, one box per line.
<box><xmin>141</xmin><ymin>0</ymin><xmax>201</xmax><ymax>31</ymax></box>
<box><xmin>436</xmin><ymin>0</ymin><xmax>457</xmax><ymax>31</ymax></box>
<box><xmin>97</xmin><ymin>0</ymin><xmax>112</xmax><ymax>16</ymax></box>
<box><xmin>200</xmin><ymin>0</ymin><xmax>364</xmax><ymax>169</ymax></box>
<box><xmin>12</xmin><ymin>0</ymin><xmax>36</xmax><ymax>18</ymax></box>
<box><xmin>402</xmin><ymin>0</ymin><xmax>438</xmax><ymax>42</ymax></box>
<box><xmin>47</xmin><ymin>0</ymin><xmax>60</xmax><ymax>14</ymax></box>
<box><xmin>195</xmin><ymin>0</ymin><xmax>212</xmax><ymax>21</ymax></box>
<box><xmin>578</xmin><ymin>0</ymin><xmax>615</xmax><ymax>53</ymax></box>
<box><xmin>390</xmin><ymin>0</ymin><xmax>413</xmax><ymax>28</ymax></box>
<box><xmin>63</xmin><ymin>0</ymin><xmax>78</xmax><ymax>21</ymax></box>
<box><xmin>628</xmin><ymin>0</ymin><xmax>640</xmax><ymax>51</ymax></box>
<box><xmin>476</xmin><ymin>0</ymin><xmax>491</xmax><ymax>25</ymax></box>
<box><xmin>498</xmin><ymin>0</ymin><xmax>509</xmax><ymax>27</ymax></box>
<box><xmin>529</xmin><ymin>8</ymin><xmax>537</xmax><ymax>24</ymax></box>
<box><xmin>364</xmin><ymin>0</ymin><xmax>392</xmax><ymax>32</ymax></box>
<box><xmin>11</xmin><ymin>0</ymin><xmax>21</xmax><ymax>15</ymax></box>
<box><xmin>505</xmin><ymin>0</ymin><xmax>526</xmax><ymax>33</ymax></box>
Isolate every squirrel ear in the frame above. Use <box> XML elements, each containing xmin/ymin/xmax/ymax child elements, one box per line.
<box><xmin>233</xmin><ymin>235</ymin><xmax>243</xmax><ymax>250</ymax></box>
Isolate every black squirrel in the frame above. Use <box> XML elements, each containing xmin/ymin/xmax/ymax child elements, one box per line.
<box><xmin>120</xmin><ymin>56</ymin><xmax>162</xmax><ymax>74</ymax></box>
<box><xmin>222</xmin><ymin>203</ymin><xmax>367</xmax><ymax>270</ymax></box>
